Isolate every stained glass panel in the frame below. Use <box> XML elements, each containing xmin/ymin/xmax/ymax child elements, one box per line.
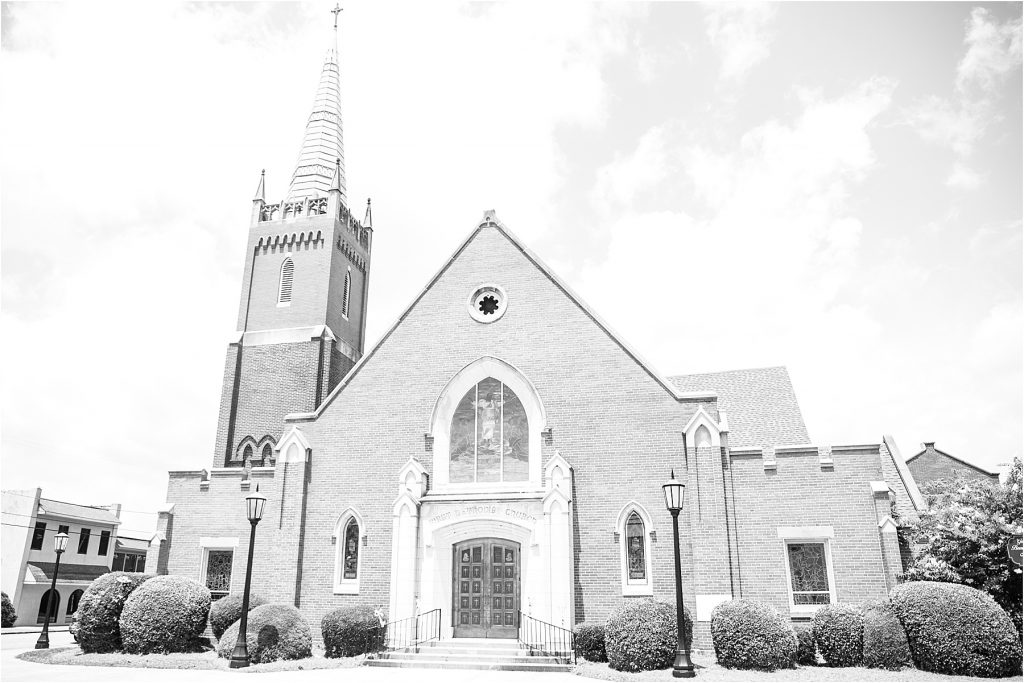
<box><xmin>502</xmin><ymin>388</ymin><xmax>528</xmax><ymax>481</ymax></box>
<box><xmin>343</xmin><ymin>520</ymin><xmax>359</xmax><ymax>580</ymax></box>
<box><xmin>205</xmin><ymin>550</ymin><xmax>233</xmax><ymax>595</ymax></box>
<box><xmin>787</xmin><ymin>543</ymin><xmax>831</xmax><ymax>605</ymax></box>
<box><xmin>448</xmin><ymin>378</ymin><xmax>530</xmax><ymax>484</ymax></box>
<box><xmin>476</xmin><ymin>378</ymin><xmax>502</xmax><ymax>482</ymax></box>
<box><xmin>449</xmin><ymin>388</ymin><xmax>477</xmax><ymax>483</ymax></box>
<box><xmin>626</xmin><ymin>512</ymin><xmax>646</xmax><ymax>580</ymax></box>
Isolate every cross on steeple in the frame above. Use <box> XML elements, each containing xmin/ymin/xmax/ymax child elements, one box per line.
<box><xmin>331</xmin><ymin>4</ymin><xmax>342</xmax><ymax>31</ymax></box>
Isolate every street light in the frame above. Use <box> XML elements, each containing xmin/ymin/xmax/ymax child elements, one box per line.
<box><xmin>662</xmin><ymin>470</ymin><xmax>694</xmax><ymax>678</ymax></box>
<box><xmin>230</xmin><ymin>486</ymin><xmax>267</xmax><ymax>669</ymax></box>
<box><xmin>35</xmin><ymin>531</ymin><xmax>70</xmax><ymax>649</ymax></box>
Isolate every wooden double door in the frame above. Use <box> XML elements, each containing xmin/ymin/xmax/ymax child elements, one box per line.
<box><xmin>452</xmin><ymin>538</ymin><xmax>520</xmax><ymax>638</ymax></box>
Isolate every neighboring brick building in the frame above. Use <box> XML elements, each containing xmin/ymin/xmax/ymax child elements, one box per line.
<box><xmin>906</xmin><ymin>442</ymin><xmax>1000</xmax><ymax>488</ymax></box>
<box><xmin>157</xmin><ymin>20</ymin><xmax>926</xmax><ymax>649</ymax></box>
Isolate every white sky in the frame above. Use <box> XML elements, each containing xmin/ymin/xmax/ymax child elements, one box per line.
<box><xmin>2</xmin><ymin>2</ymin><xmax>1021</xmax><ymax>537</ymax></box>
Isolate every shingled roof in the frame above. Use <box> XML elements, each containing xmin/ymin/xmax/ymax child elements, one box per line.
<box><xmin>668</xmin><ymin>366</ymin><xmax>810</xmax><ymax>447</ymax></box>
<box><xmin>38</xmin><ymin>498</ymin><xmax>120</xmax><ymax>526</ymax></box>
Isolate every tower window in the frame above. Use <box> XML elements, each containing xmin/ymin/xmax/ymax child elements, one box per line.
<box><xmin>279</xmin><ymin>257</ymin><xmax>294</xmax><ymax>304</ymax></box>
<box><xmin>342</xmin><ymin>271</ymin><xmax>352</xmax><ymax>319</ymax></box>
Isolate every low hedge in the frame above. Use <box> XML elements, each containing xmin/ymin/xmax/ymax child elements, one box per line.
<box><xmin>209</xmin><ymin>592</ymin><xmax>268</xmax><ymax>640</ymax></box>
<box><xmin>813</xmin><ymin>603</ymin><xmax>864</xmax><ymax>667</ymax></box>
<box><xmin>321</xmin><ymin>605</ymin><xmax>384</xmax><ymax>658</ymax></box>
<box><xmin>710</xmin><ymin>599</ymin><xmax>796</xmax><ymax>671</ymax></box>
<box><xmin>120</xmin><ymin>576</ymin><xmax>211</xmax><ymax>654</ymax></box>
<box><xmin>890</xmin><ymin>581</ymin><xmax>1022</xmax><ymax>678</ymax></box>
<box><xmin>794</xmin><ymin>624</ymin><xmax>816</xmax><ymax>666</ymax></box>
<box><xmin>1</xmin><ymin>591</ymin><xmax>16</xmax><ymax>627</ymax></box>
<box><xmin>861</xmin><ymin>600</ymin><xmax>912</xmax><ymax>670</ymax></box>
<box><xmin>75</xmin><ymin>572</ymin><xmax>153</xmax><ymax>653</ymax></box>
<box><xmin>573</xmin><ymin>622</ymin><xmax>607</xmax><ymax>663</ymax></box>
<box><xmin>605</xmin><ymin>600</ymin><xmax>689</xmax><ymax>672</ymax></box>
<box><xmin>218</xmin><ymin>604</ymin><xmax>312</xmax><ymax>664</ymax></box>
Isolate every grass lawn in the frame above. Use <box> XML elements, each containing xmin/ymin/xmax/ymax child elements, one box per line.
<box><xmin>574</xmin><ymin>654</ymin><xmax>1024</xmax><ymax>682</ymax></box>
<box><xmin>18</xmin><ymin>646</ymin><xmax>364</xmax><ymax>673</ymax></box>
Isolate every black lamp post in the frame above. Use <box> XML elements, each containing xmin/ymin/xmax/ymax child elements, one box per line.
<box><xmin>229</xmin><ymin>486</ymin><xmax>267</xmax><ymax>669</ymax></box>
<box><xmin>35</xmin><ymin>531</ymin><xmax>69</xmax><ymax>649</ymax></box>
<box><xmin>663</xmin><ymin>470</ymin><xmax>695</xmax><ymax>678</ymax></box>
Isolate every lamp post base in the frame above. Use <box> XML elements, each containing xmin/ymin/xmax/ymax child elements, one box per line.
<box><xmin>229</xmin><ymin>642</ymin><xmax>250</xmax><ymax>669</ymax></box>
<box><xmin>34</xmin><ymin>634</ymin><xmax>49</xmax><ymax>650</ymax></box>
<box><xmin>672</xmin><ymin>648</ymin><xmax>695</xmax><ymax>678</ymax></box>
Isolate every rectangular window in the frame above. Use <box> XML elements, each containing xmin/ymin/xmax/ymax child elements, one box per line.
<box><xmin>112</xmin><ymin>553</ymin><xmax>125</xmax><ymax>571</ymax></box>
<box><xmin>78</xmin><ymin>528</ymin><xmax>91</xmax><ymax>554</ymax></box>
<box><xmin>31</xmin><ymin>522</ymin><xmax>46</xmax><ymax>550</ymax></box>
<box><xmin>786</xmin><ymin>541</ymin><xmax>833</xmax><ymax>606</ymax></box>
<box><xmin>98</xmin><ymin>531</ymin><xmax>111</xmax><ymax>556</ymax></box>
<box><xmin>58</xmin><ymin>525</ymin><xmax>69</xmax><ymax>535</ymax></box>
<box><xmin>204</xmin><ymin>549</ymin><xmax>233</xmax><ymax>599</ymax></box>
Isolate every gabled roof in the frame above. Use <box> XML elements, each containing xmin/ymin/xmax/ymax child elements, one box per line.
<box><xmin>906</xmin><ymin>443</ymin><xmax>1000</xmax><ymax>477</ymax></box>
<box><xmin>299</xmin><ymin>212</ymin><xmax>716</xmax><ymax>420</ymax></box>
<box><xmin>38</xmin><ymin>498</ymin><xmax>120</xmax><ymax>526</ymax></box>
<box><xmin>667</xmin><ymin>367</ymin><xmax>809</xmax><ymax>447</ymax></box>
<box><xmin>26</xmin><ymin>562</ymin><xmax>109</xmax><ymax>583</ymax></box>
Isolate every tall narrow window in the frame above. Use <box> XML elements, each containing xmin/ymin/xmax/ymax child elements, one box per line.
<box><xmin>37</xmin><ymin>590</ymin><xmax>59</xmax><ymax>624</ymax></box>
<box><xmin>261</xmin><ymin>443</ymin><xmax>273</xmax><ymax>463</ymax></box>
<box><xmin>78</xmin><ymin>528</ymin><xmax>91</xmax><ymax>554</ymax></box>
<box><xmin>66</xmin><ymin>589</ymin><xmax>84</xmax><ymax>615</ymax></box>
<box><xmin>242</xmin><ymin>444</ymin><xmax>254</xmax><ymax>464</ymax></box>
<box><xmin>625</xmin><ymin>512</ymin><xmax>646</xmax><ymax>582</ymax></box>
<box><xmin>449</xmin><ymin>377</ymin><xmax>528</xmax><ymax>484</ymax></box>
<box><xmin>58</xmin><ymin>524</ymin><xmax>69</xmax><ymax>535</ymax></box>
<box><xmin>204</xmin><ymin>549</ymin><xmax>233</xmax><ymax>600</ymax></box>
<box><xmin>342</xmin><ymin>271</ymin><xmax>352</xmax><ymax>318</ymax></box>
<box><xmin>342</xmin><ymin>519</ymin><xmax>359</xmax><ymax>580</ymax></box>
<box><xmin>278</xmin><ymin>257</ymin><xmax>294</xmax><ymax>304</ymax></box>
<box><xmin>31</xmin><ymin>522</ymin><xmax>46</xmax><ymax>550</ymax></box>
<box><xmin>98</xmin><ymin>530</ymin><xmax>111</xmax><ymax>556</ymax></box>
<box><xmin>112</xmin><ymin>553</ymin><xmax>126</xmax><ymax>571</ymax></box>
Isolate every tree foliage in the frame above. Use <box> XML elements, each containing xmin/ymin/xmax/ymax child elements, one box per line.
<box><xmin>904</xmin><ymin>457</ymin><xmax>1022</xmax><ymax>634</ymax></box>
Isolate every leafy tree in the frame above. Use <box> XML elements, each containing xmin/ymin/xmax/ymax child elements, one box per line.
<box><xmin>904</xmin><ymin>457</ymin><xmax>1022</xmax><ymax>635</ymax></box>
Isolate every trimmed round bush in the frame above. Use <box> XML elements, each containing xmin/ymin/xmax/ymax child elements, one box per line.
<box><xmin>217</xmin><ymin>604</ymin><xmax>312</xmax><ymax>664</ymax></box>
<box><xmin>710</xmin><ymin>599</ymin><xmax>796</xmax><ymax>671</ymax></box>
<box><xmin>209</xmin><ymin>592</ymin><xmax>267</xmax><ymax>640</ymax></box>
<box><xmin>813</xmin><ymin>603</ymin><xmax>864</xmax><ymax>667</ymax></box>
<box><xmin>861</xmin><ymin>600</ymin><xmax>912</xmax><ymax>670</ymax></box>
<box><xmin>1</xmin><ymin>591</ymin><xmax>16</xmax><ymax>627</ymax></box>
<box><xmin>890</xmin><ymin>581</ymin><xmax>1022</xmax><ymax>678</ymax></box>
<box><xmin>573</xmin><ymin>622</ymin><xmax>607</xmax><ymax>663</ymax></box>
<box><xmin>605</xmin><ymin>600</ymin><xmax>689</xmax><ymax>672</ymax></box>
<box><xmin>321</xmin><ymin>605</ymin><xmax>384</xmax><ymax>658</ymax></box>
<box><xmin>120</xmin><ymin>575</ymin><xmax>211</xmax><ymax>654</ymax></box>
<box><xmin>76</xmin><ymin>572</ymin><xmax>153</xmax><ymax>653</ymax></box>
<box><xmin>794</xmin><ymin>624</ymin><xmax>816</xmax><ymax>666</ymax></box>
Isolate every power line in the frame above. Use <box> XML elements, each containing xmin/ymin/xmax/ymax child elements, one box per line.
<box><xmin>0</xmin><ymin>489</ymin><xmax>160</xmax><ymax>515</ymax></box>
<box><xmin>1</xmin><ymin>521</ymin><xmax>156</xmax><ymax>538</ymax></box>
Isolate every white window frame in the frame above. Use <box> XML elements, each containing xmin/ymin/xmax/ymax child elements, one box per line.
<box><xmin>616</xmin><ymin>502</ymin><xmax>654</xmax><ymax>596</ymax></box>
<box><xmin>199</xmin><ymin>537</ymin><xmax>238</xmax><ymax>597</ymax></box>
<box><xmin>333</xmin><ymin>509</ymin><xmax>364</xmax><ymax>595</ymax></box>
<box><xmin>778</xmin><ymin>526</ymin><xmax>837</xmax><ymax>616</ymax></box>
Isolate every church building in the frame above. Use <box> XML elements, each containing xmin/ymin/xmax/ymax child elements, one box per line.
<box><xmin>155</xmin><ymin>18</ymin><xmax>925</xmax><ymax>649</ymax></box>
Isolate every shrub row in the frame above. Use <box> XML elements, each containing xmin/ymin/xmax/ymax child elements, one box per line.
<box><xmin>218</xmin><ymin>604</ymin><xmax>313</xmax><ymax>663</ymax></box>
<box><xmin>120</xmin><ymin>576</ymin><xmax>211</xmax><ymax>654</ymax></box>
<box><xmin>321</xmin><ymin>605</ymin><xmax>383</xmax><ymax>658</ymax></box>
<box><xmin>76</xmin><ymin>572</ymin><xmax>153</xmax><ymax>653</ymax></box>
<box><xmin>1</xmin><ymin>592</ymin><xmax>16</xmax><ymax>628</ymax></box>
<box><xmin>711</xmin><ymin>599</ymin><xmax>796</xmax><ymax>671</ymax></box>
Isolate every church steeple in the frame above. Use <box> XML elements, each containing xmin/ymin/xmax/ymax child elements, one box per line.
<box><xmin>286</xmin><ymin>7</ymin><xmax>346</xmax><ymax>202</ymax></box>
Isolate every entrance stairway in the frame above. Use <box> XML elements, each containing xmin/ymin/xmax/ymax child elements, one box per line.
<box><xmin>364</xmin><ymin>638</ymin><xmax>573</xmax><ymax>672</ymax></box>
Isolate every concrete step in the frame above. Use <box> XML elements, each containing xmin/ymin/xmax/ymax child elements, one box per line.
<box><xmin>377</xmin><ymin>651</ymin><xmax>563</xmax><ymax>665</ymax></box>
<box><xmin>365</xmin><ymin>659</ymin><xmax>572</xmax><ymax>673</ymax></box>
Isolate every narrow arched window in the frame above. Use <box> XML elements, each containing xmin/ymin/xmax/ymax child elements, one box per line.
<box><xmin>261</xmin><ymin>443</ymin><xmax>273</xmax><ymax>463</ymax></box>
<box><xmin>449</xmin><ymin>377</ymin><xmax>528</xmax><ymax>484</ymax></box>
<box><xmin>342</xmin><ymin>519</ymin><xmax>359</xmax><ymax>580</ymax></box>
<box><xmin>625</xmin><ymin>512</ymin><xmax>646</xmax><ymax>582</ymax></box>
<box><xmin>342</xmin><ymin>271</ymin><xmax>352</xmax><ymax>318</ymax></box>
<box><xmin>66</xmin><ymin>589</ymin><xmax>84</xmax><ymax>615</ymax></box>
<box><xmin>695</xmin><ymin>424</ymin><xmax>712</xmax><ymax>448</ymax></box>
<box><xmin>37</xmin><ymin>589</ymin><xmax>60</xmax><ymax>624</ymax></box>
<box><xmin>242</xmin><ymin>444</ymin><xmax>253</xmax><ymax>463</ymax></box>
<box><xmin>279</xmin><ymin>257</ymin><xmax>294</xmax><ymax>304</ymax></box>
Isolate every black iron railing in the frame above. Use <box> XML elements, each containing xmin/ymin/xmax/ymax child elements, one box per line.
<box><xmin>517</xmin><ymin>610</ymin><xmax>575</xmax><ymax>664</ymax></box>
<box><xmin>378</xmin><ymin>609</ymin><xmax>441</xmax><ymax>654</ymax></box>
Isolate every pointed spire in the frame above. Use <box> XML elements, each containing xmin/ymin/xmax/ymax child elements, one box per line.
<box><xmin>363</xmin><ymin>198</ymin><xmax>372</xmax><ymax>228</ymax></box>
<box><xmin>286</xmin><ymin>8</ymin><xmax>346</xmax><ymax>202</ymax></box>
<box><xmin>253</xmin><ymin>169</ymin><xmax>266</xmax><ymax>202</ymax></box>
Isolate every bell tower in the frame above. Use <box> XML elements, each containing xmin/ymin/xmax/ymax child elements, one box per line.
<box><xmin>213</xmin><ymin>11</ymin><xmax>372</xmax><ymax>469</ymax></box>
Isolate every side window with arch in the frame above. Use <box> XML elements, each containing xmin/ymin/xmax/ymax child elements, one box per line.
<box><xmin>279</xmin><ymin>257</ymin><xmax>294</xmax><ymax>304</ymax></box>
<box><xmin>261</xmin><ymin>443</ymin><xmax>274</xmax><ymax>463</ymax></box>
<box><xmin>342</xmin><ymin>270</ymin><xmax>352</xmax><ymax>319</ymax></box>
<box><xmin>334</xmin><ymin>511</ymin><xmax>363</xmax><ymax>594</ymax></box>
<box><xmin>66</xmin><ymin>589</ymin><xmax>84</xmax><ymax>615</ymax></box>
<box><xmin>618</xmin><ymin>503</ymin><xmax>654</xmax><ymax>596</ymax></box>
<box><xmin>625</xmin><ymin>512</ymin><xmax>646</xmax><ymax>581</ymax></box>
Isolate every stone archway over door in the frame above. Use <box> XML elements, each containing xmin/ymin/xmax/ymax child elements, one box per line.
<box><xmin>452</xmin><ymin>538</ymin><xmax>520</xmax><ymax>638</ymax></box>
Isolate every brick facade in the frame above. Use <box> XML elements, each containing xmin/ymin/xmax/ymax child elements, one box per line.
<box><xmin>906</xmin><ymin>442</ymin><xmax>1000</xmax><ymax>488</ymax></box>
<box><xmin>162</xmin><ymin>216</ymin><xmax>921</xmax><ymax>650</ymax></box>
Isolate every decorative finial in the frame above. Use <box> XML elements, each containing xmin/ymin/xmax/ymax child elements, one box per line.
<box><xmin>670</xmin><ymin>468</ymin><xmax>676</xmax><ymax>479</ymax></box>
<box><xmin>329</xmin><ymin>158</ymin><xmax>344</xmax><ymax>193</ymax></box>
<box><xmin>363</xmin><ymin>197</ymin><xmax>373</xmax><ymax>228</ymax></box>
<box><xmin>331</xmin><ymin>4</ymin><xmax>342</xmax><ymax>31</ymax></box>
<box><xmin>253</xmin><ymin>169</ymin><xmax>266</xmax><ymax>202</ymax></box>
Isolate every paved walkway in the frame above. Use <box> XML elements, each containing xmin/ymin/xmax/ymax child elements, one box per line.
<box><xmin>0</xmin><ymin>632</ymin><xmax>579</xmax><ymax>682</ymax></box>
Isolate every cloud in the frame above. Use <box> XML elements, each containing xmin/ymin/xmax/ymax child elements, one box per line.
<box><xmin>704</xmin><ymin>3</ymin><xmax>777</xmax><ymax>83</ymax></box>
<box><xmin>946</xmin><ymin>162</ymin><xmax>983</xmax><ymax>190</ymax></box>
<box><xmin>957</xmin><ymin>8</ymin><xmax>1023</xmax><ymax>94</ymax></box>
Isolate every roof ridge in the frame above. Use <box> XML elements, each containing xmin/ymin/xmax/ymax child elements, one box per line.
<box><xmin>668</xmin><ymin>365</ymin><xmax>790</xmax><ymax>379</ymax></box>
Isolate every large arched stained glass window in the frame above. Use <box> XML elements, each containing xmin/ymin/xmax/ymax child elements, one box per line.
<box><xmin>625</xmin><ymin>512</ymin><xmax>646</xmax><ymax>581</ymax></box>
<box><xmin>449</xmin><ymin>377</ymin><xmax>528</xmax><ymax>483</ymax></box>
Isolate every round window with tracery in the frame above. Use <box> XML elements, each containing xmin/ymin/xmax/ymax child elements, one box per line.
<box><xmin>468</xmin><ymin>284</ymin><xmax>507</xmax><ymax>323</ymax></box>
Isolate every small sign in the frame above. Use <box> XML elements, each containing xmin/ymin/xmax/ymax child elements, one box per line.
<box><xmin>1008</xmin><ymin>538</ymin><xmax>1023</xmax><ymax>566</ymax></box>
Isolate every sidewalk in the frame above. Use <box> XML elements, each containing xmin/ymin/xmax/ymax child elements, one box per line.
<box><xmin>2</xmin><ymin>625</ymin><xmax>72</xmax><ymax>636</ymax></box>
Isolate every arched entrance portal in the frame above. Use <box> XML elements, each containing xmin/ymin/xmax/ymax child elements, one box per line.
<box><xmin>452</xmin><ymin>538</ymin><xmax>520</xmax><ymax>638</ymax></box>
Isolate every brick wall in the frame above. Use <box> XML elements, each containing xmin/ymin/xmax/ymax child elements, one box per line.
<box><xmin>907</xmin><ymin>446</ymin><xmax>999</xmax><ymax>488</ymax></box>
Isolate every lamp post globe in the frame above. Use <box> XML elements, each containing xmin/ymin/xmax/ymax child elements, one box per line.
<box><xmin>35</xmin><ymin>532</ymin><xmax>70</xmax><ymax>649</ymax></box>
<box><xmin>230</xmin><ymin>486</ymin><xmax>267</xmax><ymax>669</ymax></box>
<box><xmin>663</xmin><ymin>470</ymin><xmax>694</xmax><ymax>678</ymax></box>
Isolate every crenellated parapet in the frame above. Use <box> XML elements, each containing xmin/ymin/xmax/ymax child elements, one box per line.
<box><xmin>256</xmin><ymin>230</ymin><xmax>325</xmax><ymax>252</ymax></box>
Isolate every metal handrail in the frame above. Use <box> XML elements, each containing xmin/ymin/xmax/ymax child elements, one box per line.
<box><xmin>378</xmin><ymin>609</ymin><xmax>441</xmax><ymax>654</ymax></box>
<box><xmin>517</xmin><ymin>610</ymin><xmax>576</xmax><ymax>665</ymax></box>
